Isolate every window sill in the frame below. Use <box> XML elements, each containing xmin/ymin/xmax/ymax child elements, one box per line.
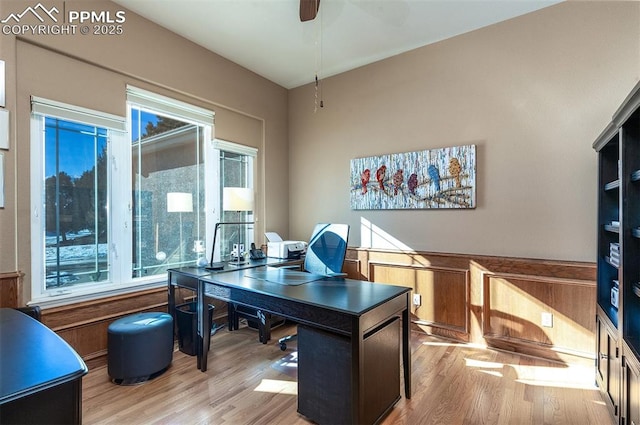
<box><xmin>29</xmin><ymin>277</ymin><xmax>167</xmax><ymax>309</ymax></box>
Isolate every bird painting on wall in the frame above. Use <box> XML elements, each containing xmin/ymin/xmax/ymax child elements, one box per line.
<box><xmin>392</xmin><ymin>169</ymin><xmax>403</xmax><ymax>195</ymax></box>
<box><xmin>376</xmin><ymin>165</ymin><xmax>387</xmax><ymax>191</ymax></box>
<box><xmin>428</xmin><ymin>165</ymin><xmax>441</xmax><ymax>192</ymax></box>
<box><xmin>449</xmin><ymin>158</ymin><xmax>462</xmax><ymax>188</ymax></box>
<box><xmin>350</xmin><ymin>144</ymin><xmax>475</xmax><ymax>210</ymax></box>
<box><xmin>407</xmin><ymin>173</ymin><xmax>418</xmax><ymax>195</ymax></box>
<box><xmin>361</xmin><ymin>169</ymin><xmax>371</xmax><ymax>194</ymax></box>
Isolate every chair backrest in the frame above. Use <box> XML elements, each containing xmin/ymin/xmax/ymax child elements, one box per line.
<box><xmin>303</xmin><ymin>223</ymin><xmax>350</xmax><ymax>276</ymax></box>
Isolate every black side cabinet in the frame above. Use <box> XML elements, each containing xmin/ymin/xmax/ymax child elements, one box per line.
<box><xmin>297</xmin><ymin>317</ymin><xmax>401</xmax><ymax>425</ymax></box>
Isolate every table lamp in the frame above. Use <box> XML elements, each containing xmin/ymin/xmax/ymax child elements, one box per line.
<box><xmin>206</xmin><ymin>188</ymin><xmax>254</xmax><ymax>270</ymax></box>
<box><xmin>223</xmin><ymin>187</ymin><xmax>254</xmax><ymax>265</ymax></box>
<box><xmin>167</xmin><ymin>192</ymin><xmax>193</xmax><ymax>263</ymax></box>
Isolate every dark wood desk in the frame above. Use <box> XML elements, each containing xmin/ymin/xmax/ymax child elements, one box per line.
<box><xmin>168</xmin><ymin>258</ymin><xmax>300</xmax><ymax>367</ymax></box>
<box><xmin>168</xmin><ymin>266</ymin><xmax>412</xmax><ymax>425</ymax></box>
<box><xmin>0</xmin><ymin>308</ymin><xmax>88</xmax><ymax>424</ymax></box>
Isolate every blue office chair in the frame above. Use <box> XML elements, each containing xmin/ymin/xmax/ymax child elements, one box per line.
<box><xmin>278</xmin><ymin>223</ymin><xmax>350</xmax><ymax>350</ymax></box>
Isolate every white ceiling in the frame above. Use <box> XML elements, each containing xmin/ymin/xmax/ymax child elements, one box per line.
<box><xmin>112</xmin><ymin>0</ymin><xmax>562</xmax><ymax>89</ymax></box>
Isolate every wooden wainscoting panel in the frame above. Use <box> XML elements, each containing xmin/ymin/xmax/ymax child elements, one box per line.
<box><xmin>56</xmin><ymin>319</ymin><xmax>111</xmax><ymax>359</ymax></box>
<box><xmin>28</xmin><ymin>248</ymin><xmax>597</xmax><ymax>367</ymax></box>
<box><xmin>41</xmin><ymin>287</ymin><xmax>169</xmax><ymax>364</ymax></box>
<box><xmin>346</xmin><ymin>247</ymin><xmax>597</xmax><ymax>363</ymax></box>
<box><xmin>483</xmin><ymin>272</ymin><xmax>596</xmax><ymax>361</ymax></box>
<box><xmin>42</xmin><ymin>288</ymin><xmax>167</xmax><ymax>331</ymax></box>
<box><xmin>0</xmin><ymin>271</ymin><xmax>23</xmax><ymax>308</ymax></box>
<box><xmin>369</xmin><ymin>262</ymin><xmax>469</xmax><ymax>337</ymax></box>
<box><xmin>348</xmin><ymin>249</ymin><xmax>370</xmax><ymax>280</ymax></box>
<box><xmin>343</xmin><ymin>258</ymin><xmax>362</xmax><ymax>280</ymax></box>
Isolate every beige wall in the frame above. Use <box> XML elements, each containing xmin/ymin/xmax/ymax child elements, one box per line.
<box><xmin>0</xmin><ymin>1</ymin><xmax>289</xmax><ymax>298</ymax></box>
<box><xmin>288</xmin><ymin>1</ymin><xmax>640</xmax><ymax>262</ymax></box>
<box><xmin>2</xmin><ymin>0</ymin><xmax>639</xmax><ymax>305</ymax></box>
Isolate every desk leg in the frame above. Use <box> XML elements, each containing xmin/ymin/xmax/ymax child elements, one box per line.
<box><xmin>258</xmin><ymin>310</ymin><xmax>271</xmax><ymax>344</ymax></box>
<box><xmin>230</xmin><ymin>304</ymin><xmax>240</xmax><ymax>331</ymax></box>
<box><xmin>197</xmin><ymin>279</ymin><xmax>210</xmax><ymax>372</ymax></box>
<box><xmin>228</xmin><ymin>305</ymin><xmax>235</xmax><ymax>331</ymax></box>
<box><xmin>168</xmin><ymin>272</ymin><xmax>176</xmax><ymax>337</ymax></box>
<box><xmin>402</xmin><ymin>300</ymin><xmax>412</xmax><ymax>398</ymax></box>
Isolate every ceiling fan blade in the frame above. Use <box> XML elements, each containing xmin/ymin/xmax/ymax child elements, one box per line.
<box><xmin>300</xmin><ymin>0</ymin><xmax>320</xmax><ymax>22</ymax></box>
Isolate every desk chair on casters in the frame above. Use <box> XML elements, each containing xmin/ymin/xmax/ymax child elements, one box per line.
<box><xmin>278</xmin><ymin>223</ymin><xmax>350</xmax><ymax>351</ymax></box>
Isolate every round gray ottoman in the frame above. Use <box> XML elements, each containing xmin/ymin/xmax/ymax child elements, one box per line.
<box><xmin>108</xmin><ymin>312</ymin><xmax>173</xmax><ymax>385</ymax></box>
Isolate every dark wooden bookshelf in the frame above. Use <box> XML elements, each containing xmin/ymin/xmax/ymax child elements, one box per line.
<box><xmin>593</xmin><ymin>80</ymin><xmax>640</xmax><ymax>425</ymax></box>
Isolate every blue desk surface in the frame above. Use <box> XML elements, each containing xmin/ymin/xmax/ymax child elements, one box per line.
<box><xmin>0</xmin><ymin>308</ymin><xmax>88</xmax><ymax>404</ymax></box>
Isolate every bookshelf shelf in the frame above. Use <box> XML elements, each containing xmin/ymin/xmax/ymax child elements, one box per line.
<box><xmin>605</xmin><ymin>180</ymin><xmax>621</xmax><ymax>191</ymax></box>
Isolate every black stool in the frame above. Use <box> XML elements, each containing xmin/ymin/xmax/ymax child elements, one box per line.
<box><xmin>108</xmin><ymin>312</ymin><xmax>173</xmax><ymax>385</ymax></box>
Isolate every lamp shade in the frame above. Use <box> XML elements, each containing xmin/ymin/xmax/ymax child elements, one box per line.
<box><xmin>223</xmin><ymin>187</ymin><xmax>254</xmax><ymax>211</ymax></box>
<box><xmin>167</xmin><ymin>192</ymin><xmax>193</xmax><ymax>213</ymax></box>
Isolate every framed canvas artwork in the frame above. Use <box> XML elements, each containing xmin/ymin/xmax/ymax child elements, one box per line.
<box><xmin>350</xmin><ymin>144</ymin><xmax>476</xmax><ymax>210</ymax></box>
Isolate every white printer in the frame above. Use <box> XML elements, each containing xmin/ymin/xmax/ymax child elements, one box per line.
<box><xmin>265</xmin><ymin>232</ymin><xmax>307</xmax><ymax>259</ymax></box>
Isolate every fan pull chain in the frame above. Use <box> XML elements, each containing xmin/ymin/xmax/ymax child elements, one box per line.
<box><xmin>313</xmin><ymin>0</ymin><xmax>324</xmax><ymax>112</ymax></box>
<box><xmin>314</xmin><ymin>74</ymin><xmax>323</xmax><ymax>112</ymax></box>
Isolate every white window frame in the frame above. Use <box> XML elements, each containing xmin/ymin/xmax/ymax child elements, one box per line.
<box><xmin>212</xmin><ymin>139</ymin><xmax>257</xmax><ymax>262</ymax></box>
<box><xmin>127</xmin><ymin>87</ymin><xmax>215</xmax><ymax>279</ymax></box>
<box><xmin>30</xmin><ymin>98</ymin><xmax>129</xmax><ymax>305</ymax></box>
<box><xmin>29</xmin><ymin>91</ymin><xmax>217</xmax><ymax>307</ymax></box>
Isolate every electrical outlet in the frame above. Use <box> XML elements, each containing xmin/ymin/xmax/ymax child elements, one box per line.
<box><xmin>541</xmin><ymin>312</ymin><xmax>553</xmax><ymax>328</ymax></box>
<box><xmin>412</xmin><ymin>293</ymin><xmax>421</xmax><ymax>306</ymax></box>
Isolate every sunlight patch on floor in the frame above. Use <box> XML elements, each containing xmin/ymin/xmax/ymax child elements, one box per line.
<box><xmin>276</xmin><ymin>351</ymin><xmax>298</xmax><ymax>369</ymax></box>
<box><xmin>465</xmin><ymin>358</ymin><xmax>504</xmax><ymax>369</ymax></box>
<box><xmin>478</xmin><ymin>369</ymin><xmax>504</xmax><ymax>378</ymax></box>
<box><xmin>420</xmin><ymin>340</ymin><xmax>466</xmax><ymax>347</ymax></box>
<box><xmin>465</xmin><ymin>357</ymin><xmax>598</xmax><ymax>390</ymax></box>
<box><xmin>254</xmin><ymin>379</ymin><xmax>297</xmax><ymax>395</ymax></box>
<box><xmin>514</xmin><ymin>378</ymin><xmax>599</xmax><ymax>389</ymax></box>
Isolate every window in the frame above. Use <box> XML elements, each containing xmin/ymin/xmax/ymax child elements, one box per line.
<box><xmin>30</xmin><ymin>90</ymin><xmax>255</xmax><ymax>305</ymax></box>
<box><xmin>31</xmin><ymin>97</ymin><xmax>127</xmax><ymax>301</ymax></box>
<box><xmin>215</xmin><ymin>140</ymin><xmax>256</xmax><ymax>261</ymax></box>
<box><xmin>129</xmin><ymin>105</ymin><xmax>208</xmax><ymax>278</ymax></box>
<box><xmin>41</xmin><ymin>118</ymin><xmax>111</xmax><ymax>288</ymax></box>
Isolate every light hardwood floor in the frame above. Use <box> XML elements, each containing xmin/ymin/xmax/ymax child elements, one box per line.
<box><xmin>83</xmin><ymin>323</ymin><xmax>614</xmax><ymax>425</ymax></box>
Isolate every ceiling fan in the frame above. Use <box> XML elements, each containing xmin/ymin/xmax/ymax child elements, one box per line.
<box><xmin>300</xmin><ymin>0</ymin><xmax>320</xmax><ymax>22</ymax></box>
